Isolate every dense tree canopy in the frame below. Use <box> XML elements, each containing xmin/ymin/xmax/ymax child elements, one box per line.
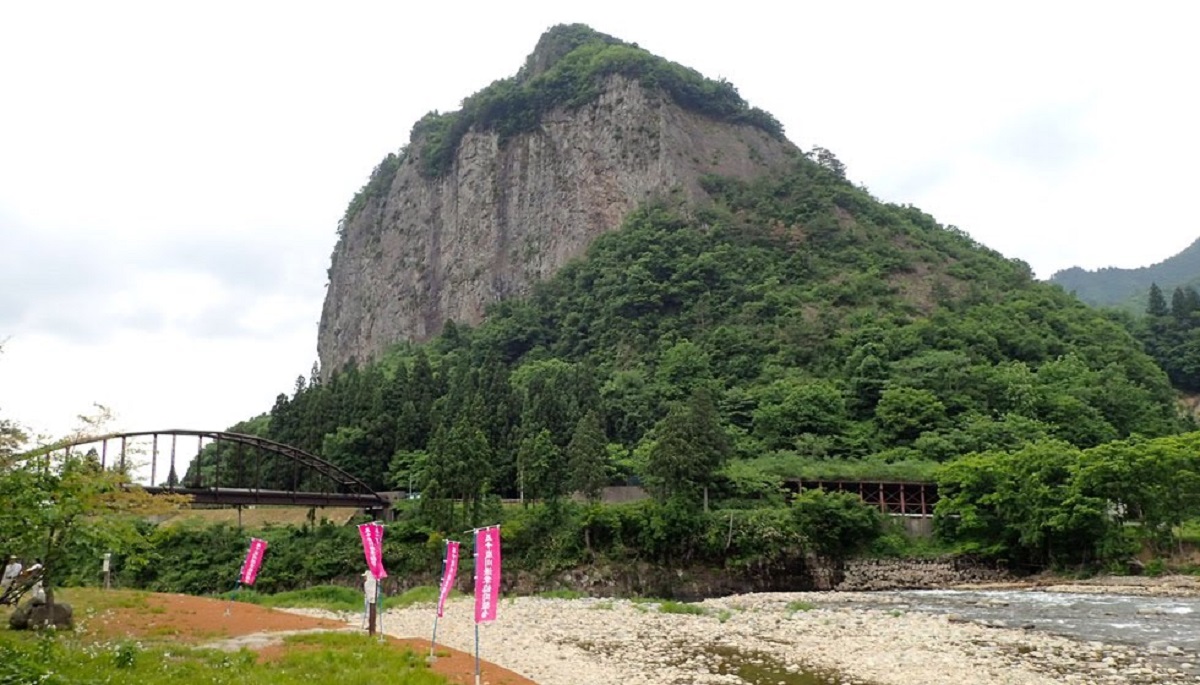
<box><xmin>210</xmin><ymin>151</ymin><xmax>1185</xmax><ymax>539</ymax></box>
<box><xmin>937</xmin><ymin>433</ymin><xmax>1200</xmax><ymax>567</ymax></box>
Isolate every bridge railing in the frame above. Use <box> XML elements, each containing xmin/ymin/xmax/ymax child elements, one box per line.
<box><xmin>21</xmin><ymin>429</ymin><xmax>389</xmax><ymax>513</ymax></box>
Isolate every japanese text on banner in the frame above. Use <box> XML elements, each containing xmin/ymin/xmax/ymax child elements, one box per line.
<box><xmin>239</xmin><ymin>538</ymin><xmax>268</xmax><ymax>586</ymax></box>
<box><xmin>473</xmin><ymin>526</ymin><xmax>502</xmax><ymax>624</ymax></box>
<box><xmin>437</xmin><ymin>540</ymin><xmax>460</xmax><ymax>618</ymax></box>
<box><xmin>358</xmin><ymin>522</ymin><xmax>388</xmax><ymax>580</ymax></box>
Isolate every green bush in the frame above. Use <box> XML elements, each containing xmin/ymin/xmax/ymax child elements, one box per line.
<box><xmin>791</xmin><ymin>490</ymin><xmax>883</xmax><ymax>559</ymax></box>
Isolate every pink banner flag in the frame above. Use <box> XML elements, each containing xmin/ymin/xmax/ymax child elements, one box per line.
<box><xmin>239</xmin><ymin>538</ymin><xmax>268</xmax><ymax>586</ymax></box>
<box><xmin>358</xmin><ymin>522</ymin><xmax>388</xmax><ymax>580</ymax></box>
<box><xmin>437</xmin><ymin>540</ymin><xmax>460</xmax><ymax>618</ymax></box>
<box><xmin>473</xmin><ymin>526</ymin><xmax>501</xmax><ymax>624</ymax></box>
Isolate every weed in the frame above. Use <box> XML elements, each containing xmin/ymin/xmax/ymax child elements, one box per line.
<box><xmin>112</xmin><ymin>641</ymin><xmax>139</xmax><ymax>669</ymax></box>
<box><xmin>658</xmin><ymin>601</ymin><xmax>706</xmax><ymax>616</ymax></box>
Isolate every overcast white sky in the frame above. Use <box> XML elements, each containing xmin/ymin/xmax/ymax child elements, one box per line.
<box><xmin>2</xmin><ymin>1</ymin><xmax>1198</xmax><ymax>443</ymax></box>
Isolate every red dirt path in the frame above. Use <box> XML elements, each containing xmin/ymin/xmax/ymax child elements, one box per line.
<box><xmin>79</xmin><ymin>592</ymin><xmax>537</xmax><ymax>685</ymax></box>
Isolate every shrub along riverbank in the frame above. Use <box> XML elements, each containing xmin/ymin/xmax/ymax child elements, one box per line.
<box><xmin>54</xmin><ymin>492</ymin><xmax>886</xmax><ymax>598</ymax></box>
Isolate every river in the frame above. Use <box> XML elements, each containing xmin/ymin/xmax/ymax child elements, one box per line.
<box><xmin>881</xmin><ymin>589</ymin><xmax>1200</xmax><ymax>654</ymax></box>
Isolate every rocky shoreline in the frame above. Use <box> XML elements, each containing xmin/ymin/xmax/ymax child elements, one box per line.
<box><xmin>282</xmin><ymin>579</ymin><xmax>1200</xmax><ymax>685</ymax></box>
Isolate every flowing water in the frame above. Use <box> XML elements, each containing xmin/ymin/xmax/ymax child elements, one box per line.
<box><xmin>885</xmin><ymin>589</ymin><xmax>1200</xmax><ymax>654</ymax></box>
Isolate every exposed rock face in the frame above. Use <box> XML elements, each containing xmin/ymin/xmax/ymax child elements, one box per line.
<box><xmin>318</xmin><ymin>74</ymin><xmax>796</xmax><ymax>373</ymax></box>
<box><xmin>834</xmin><ymin>557</ymin><xmax>1014</xmax><ymax>592</ymax></box>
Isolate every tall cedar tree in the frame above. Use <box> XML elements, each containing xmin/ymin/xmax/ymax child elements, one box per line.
<box><xmin>645</xmin><ymin>387</ymin><xmax>731</xmax><ymax>505</ymax></box>
<box><xmin>567</xmin><ymin>409</ymin><xmax>608</xmax><ymax>501</ymax></box>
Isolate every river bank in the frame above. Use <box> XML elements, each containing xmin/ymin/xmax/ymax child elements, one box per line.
<box><xmin>283</xmin><ymin>581</ymin><xmax>1200</xmax><ymax>685</ymax></box>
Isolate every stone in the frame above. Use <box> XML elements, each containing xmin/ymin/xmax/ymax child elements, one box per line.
<box><xmin>8</xmin><ymin>602</ymin><xmax>73</xmax><ymax>630</ymax></box>
<box><xmin>317</xmin><ymin>66</ymin><xmax>795</xmax><ymax>374</ymax></box>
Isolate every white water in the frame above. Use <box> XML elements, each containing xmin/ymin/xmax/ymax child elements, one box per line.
<box><xmin>886</xmin><ymin>589</ymin><xmax>1200</xmax><ymax>654</ymax></box>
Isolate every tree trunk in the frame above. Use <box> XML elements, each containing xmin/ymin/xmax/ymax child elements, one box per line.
<box><xmin>43</xmin><ymin>526</ymin><xmax>56</xmax><ymax>607</ymax></box>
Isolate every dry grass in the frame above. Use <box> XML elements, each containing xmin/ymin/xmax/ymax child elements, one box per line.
<box><xmin>158</xmin><ymin>506</ymin><xmax>359</xmax><ymax>529</ymax></box>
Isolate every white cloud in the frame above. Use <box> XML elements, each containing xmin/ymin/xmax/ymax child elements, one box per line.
<box><xmin>2</xmin><ymin>0</ymin><xmax>1198</xmax><ymax>439</ymax></box>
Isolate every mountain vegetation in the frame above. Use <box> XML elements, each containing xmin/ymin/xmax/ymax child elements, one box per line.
<box><xmin>1050</xmin><ymin>237</ymin><xmax>1200</xmax><ymax>311</ymax></box>
<box><xmin>194</xmin><ymin>148</ymin><xmax>1185</xmax><ymax>562</ymax></box>
<box><xmin>97</xmin><ymin>27</ymin><xmax>1200</xmax><ymax>581</ymax></box>
<box><xmin>1127</xmin><ymin>283</ymin><xmax>1200</xmax><ymax>392</ymax></box>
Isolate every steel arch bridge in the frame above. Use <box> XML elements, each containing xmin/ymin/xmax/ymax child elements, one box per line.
<box><xmin>25</xmin><ymin>429</ymin><xmax>389</xmax><ymax>512</ymax></box>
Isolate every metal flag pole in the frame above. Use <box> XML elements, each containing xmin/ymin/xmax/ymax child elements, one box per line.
<box><xmin>223</xmin><ymin>581</ymin><xmax>242</xmax><ymax>617</ymax></box>
<box><xmin>376</xmin><ymin>579</ymin><xmax>385</xmax><ymax>641</ymax></box>
<box><xmin>474</xmin><ymin>528</ymin><xmax>481</xmax><ymax>685</ymax></box>
<box><xmin>225</xmin><ymin>545</ymin><xmax>246</xmax><ymax>617</ymax></box>
<box><xmin>474</xmin><ymin>623</ymin><xmax>481</xmax><ymax>685</ymax></box>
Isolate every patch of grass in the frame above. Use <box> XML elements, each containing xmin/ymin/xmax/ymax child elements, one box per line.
<box><xmin>786</xmin><ymin>600</ymin><xmax>817</xmax><ymax>612</ymax></box>
<box><xmin>384</xmin><ymin>586</ymin><xmax>444</xmax><ymax>611</ymax></box>
<box><xmin>1145</xmin><ymin>558</ymin><xmax>1167</xmax><ymax>577</ymax></box>
<box><xmin>590</xmin><ymin>600</ymin><xmax>615</xmax><ymax>611</ymax></box>
<box><xmin>0</xmin><ymin>629</ymin><xmax>448</xmax><ymax>684</ymax></box>
<box><xmin>60</xmin><ymin>587</ymin><xmax>152</xmax><ymax>611</ymax></box>
<box><xmin>715</xmin><ymin>609</ymin><xmax>733</xmax><ymax>623</ymax></box>
<box><xmin>231</xmin><ymin>585</ymin><xmax>364</xmax><ymax>613</ymax></box>
<box><xmin>229</xmin><ymin>584</ymin><xmax>455</xmax><ymax>613</ymax></box>
<box><xmin>1177</xmin><ymin>519</ymin><xmax>1200</xmax><ymax>545</ymax></box>
<box><xmin>657</xmin><ymin>601</ymin><xmax>706</xmax><ymax>616</ymax></box>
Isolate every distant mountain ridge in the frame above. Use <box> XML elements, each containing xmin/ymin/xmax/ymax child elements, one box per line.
<box><xmin>1050</xmin><ymin>237</ymin><xmax>1200</xmax><ymax>310</ymax></box>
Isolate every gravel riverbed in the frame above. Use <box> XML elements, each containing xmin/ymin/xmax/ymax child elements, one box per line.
<box><xmin>283</xmin><ymin>591</ymin><xmax>1200</xmax><ymax>685</ymax></box>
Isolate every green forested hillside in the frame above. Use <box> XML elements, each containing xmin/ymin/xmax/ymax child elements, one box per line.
<box><xmin>1050</xmin><ymin>237</ymin><xmax>1200</xmax><ymax>310</ymax></box>
<box><xmin>200</xmin><ymin>155</ymin><xmax>1183</xmax><ymax>512</ymax></box>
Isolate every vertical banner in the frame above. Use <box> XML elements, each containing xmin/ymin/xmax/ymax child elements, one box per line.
<box><xmin>473</xmin><ymin>526</ymin><xmax>501</xmax><ymax>624</ymax></box>
<box><xmin>437</xmin><ymin>540</ymin><xmax>460</xmax><ymax>618</ymax></box>
<box><xmin>239</xmin><ymin>538</ymin><xmax>268</xmax><ymax>586</ymax></box>
<box><xmin>358</xmin><ymin>522</ymin><xmax>388</xmax><ymax>579</ymax></box>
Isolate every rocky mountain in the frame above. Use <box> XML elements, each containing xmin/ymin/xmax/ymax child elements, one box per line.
<box><xmin>230</xmin><ymin>24</ymin><xmax>1187</xmax><ymax>502</ymax></box>
<box><xmin>318</xmin><ymin>25</ymin><xmax>797</xmax><ymax>374</ymax></box>
<box><xmin>1050</xmin><ymin>237</ymin><xmax>1200</xmax><ymax>311</ymax></box>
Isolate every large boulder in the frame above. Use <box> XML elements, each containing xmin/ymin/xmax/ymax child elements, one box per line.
<box><xmin>8</xmin><ymin>602</ymin><xmax>73</xmax><ymax>630</ymax></box>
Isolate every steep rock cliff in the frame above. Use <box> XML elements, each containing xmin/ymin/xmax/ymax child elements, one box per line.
<box><xmin>318</xmin><ymin>30</ymin><xmax>797</xmax><ymax>373</ymax></box>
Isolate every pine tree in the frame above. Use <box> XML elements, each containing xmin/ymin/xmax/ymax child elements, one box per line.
<box><xmin>566</xmin><ymin>410</ymin><xmax>608</xmax><ymax>502</ymax></box>
<box><xmin>644</xmin><ymin>387</ymin><xmax>730</xmax><ymax>506</ymax></box>
<box><xmin>1172</xmin><ymin>287</ymin><xmax>1193</xmax><ymax>321</ymax></box>
<box><xmin>516</xmin><ymin>428</ymin><xmax>560</xmax><ymax>503</ymax></box>
<box><xmin>1148</xmin><ymin>283</ymin><xmax>1168</xmax><ymax>317</ymax></box>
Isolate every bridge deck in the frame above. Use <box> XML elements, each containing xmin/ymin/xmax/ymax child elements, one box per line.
<box><xmin>143</xmin><ymin>486</ymin><xmax>387</xmax><ymax>509</ymax></box>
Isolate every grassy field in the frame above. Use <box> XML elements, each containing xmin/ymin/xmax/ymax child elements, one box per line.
<box><xmin>158</xmin><ymin>506</ymin><xmax>360</xmax><ymax>528</ymax></box>
<box><xmin>229</xmin><ymin>584</ymin><xmax>452</xmax><ymax>613</ymax></box>
<box><xmin>0</xmin><ymin>630</ymin><xmax>447</xmax><ymax>684</ymax></box>
<box><xmin>0</xmin><ymin>588</ymin><xmax>449</xmax><ymax>685</ymax></box>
